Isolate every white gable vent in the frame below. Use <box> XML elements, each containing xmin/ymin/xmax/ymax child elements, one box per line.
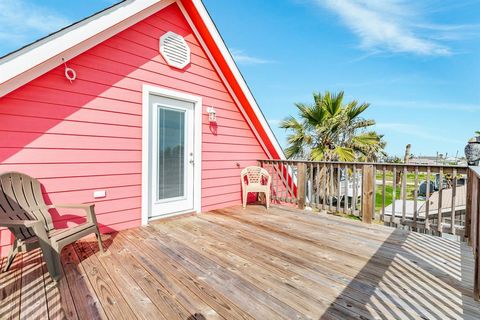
<box><xmin>160</xmin><ymin>31</ymin><xmax>191</xmax><ymax>69</ymax></box>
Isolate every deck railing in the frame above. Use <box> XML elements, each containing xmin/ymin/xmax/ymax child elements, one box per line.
<box><xmin>259</xmin><ymin>159</ymin><xmax>480</xmax><ymax>299</ymax></box>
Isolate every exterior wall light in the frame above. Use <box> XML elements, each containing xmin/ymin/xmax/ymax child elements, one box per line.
<box><xmin>206</xmin><ymin>106</ymin><xmax>217</xmax><ymax>122</ymax></box>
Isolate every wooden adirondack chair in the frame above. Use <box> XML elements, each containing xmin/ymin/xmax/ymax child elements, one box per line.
<box><xmin>0</xmin><ymin>172</ymin><xmax>104</xmax><ymax>280</ymax></box>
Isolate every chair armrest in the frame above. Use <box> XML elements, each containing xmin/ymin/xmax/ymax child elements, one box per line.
<box><xmin>47</xmin><ymin>203</ymin><xmax>92</xmax><ymax>209</ymax></box>
<box><xmin>0</xmin><ymin>218</ymin><xmax>49</xmax><ymax>243</ymax></box>
<box><xmin>47</xmin><ymin>204</ymin><xmax>98</xmax><ymax>224</ymax></box>
<box><xmin>0</xmin><ymin>219</ymin><xmax>41</xmax><ymax>228</ymax></box>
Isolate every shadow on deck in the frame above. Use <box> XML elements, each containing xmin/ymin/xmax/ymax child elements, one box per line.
<box><xmin>1</xmin><ymin>205</ymin><xmax>479</xmax><ymax>319</ymax></box>
<box><xmin>321</xmin><ymin>218</ymin><xmax>478</xmax><ymax>319</ymax></box>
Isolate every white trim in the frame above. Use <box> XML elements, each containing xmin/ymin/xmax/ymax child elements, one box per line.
<box><xmin>148</xmin><ymin>209</ymin><xmax>196</xmax><ymax>222</ymax></box>
<box><xmin>186</xmin><ymin>0</ymin><xmax>285</xmax><ymax>160</ymax></box>
<box><xmin>141</xmin><ymin>84</ymin><xmax>202</xmax><ymax>225</ymax></box>
<box><xmin>0</xmin><ymin>0</ymin><xmax>175</xmax><ymax>97</ymax></box>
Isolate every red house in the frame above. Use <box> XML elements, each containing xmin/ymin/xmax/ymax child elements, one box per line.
<box><xmin>0</xmin><ymin>0</ymin><xmax>284</xmax><ymax>256</ymax></box>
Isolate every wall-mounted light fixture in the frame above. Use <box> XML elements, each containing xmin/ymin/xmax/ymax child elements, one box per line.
<box><xmin>206</xmin><ymin>106</ymin><xmax>217</xmax><ymax>122</ymax></box>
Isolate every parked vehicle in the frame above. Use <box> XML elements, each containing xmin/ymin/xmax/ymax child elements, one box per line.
<box><xmin>418</xmin><ymin>173</ymin><xmax>466</xmax><ymax>198</ymax></box>
<box><xmin>418</xmin><ymin>180</ymin><xmax>436</xmax><ymax>198</ymax></box>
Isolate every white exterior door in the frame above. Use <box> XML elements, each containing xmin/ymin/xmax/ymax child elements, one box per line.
<box><xmin>149</xmin><ymin>94</ymin><xmax>195</xmax><ymax>218</ymax></box>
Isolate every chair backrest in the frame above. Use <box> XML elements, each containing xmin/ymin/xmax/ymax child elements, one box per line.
<box><xmin>0</xmin><ymin>172</ymin><xmax>54</xmax><ymax>239</ymax></box>
<box><xmin>241</xmin><ymin>166</ymin><xmax>270</xmax><ymax>185</ymax></box>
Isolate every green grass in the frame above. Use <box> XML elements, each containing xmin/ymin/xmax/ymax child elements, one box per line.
<box><xmin>329</xmin><ymin>210</ymin><xmax>362</xmax><ymax>221</ymax></box>
<box><xmin>375</xmin><ymin>172</ymin><xmax>429</xmax><ymax>182</ymax></box>
<box><xmin>322</xmin><ymin>171</ymin><xmax>430</xmax><ymax>222</ymax></box>
<box><xmin>345</xmin><ymin>214</ymin><xmax>361</xmax><ymax>221</ymax></box>
<box><xmin>373</xmin><ymin>171</ymin><xmax>429</xmax><ymax>213</ymax></box>
<box><xmin>374</xmin><ymin>183</ymin><xmax>417</xmax><ymax>213</ymax></box>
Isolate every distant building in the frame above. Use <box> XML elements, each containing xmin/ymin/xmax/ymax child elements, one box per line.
<box><xmin>409</xmin><ymin>156</ymin><xmax>466</xmax><ymax>166</ymax></box>
<box><xmin>409</xmin><ymin>156</ymin><xmax>441</xmax><ymax>165</ymax></box>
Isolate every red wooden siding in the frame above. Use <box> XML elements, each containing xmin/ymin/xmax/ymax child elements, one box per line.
<box><xmin>0</xmin><ymin>3</ymin><xmax>269</xmax><ymax>256</ymax></box>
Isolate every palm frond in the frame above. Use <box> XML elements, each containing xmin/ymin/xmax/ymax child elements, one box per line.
<box><xmin>296</xmin><ymin>103</ymin><xmax>326</xmax><ymax>127</ymax></box>
<box><xmin>350</xmin><ymin>119</ymin><xmax>376</xmax><ymax>130</ymax></box>
<box><xmin>346</xmin><ymin>102</ymin><xmax>369</xmax><ymax>120</ymax></box>
<box><xmin>310</xmin><ymin>146</ymin><xmax>327</xmax><ymax>161</ymax></box>
<box><xmin>351</xmin><ymin>131</ymin><xmax>381</xmax><ymax>146</ymax></box>
<box><xmin>280</xmin><ymin>116</ymin><xmax>302</xmax><ymax>130</ymax></box>
<box><xmin>323</xmin><ymin>91</ymin><xmax>344</xmax><ymax>116</ymax></box>
<box><xmin>334</xmin><ymin>147</ymin><xmax>355</xmax><ymax>162</ymax></box>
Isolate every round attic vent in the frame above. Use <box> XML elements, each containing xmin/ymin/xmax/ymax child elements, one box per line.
<box><xmin>160</xmin><ymin>31</ymin><xmax>191</xmax><ymax>69</ymax></box>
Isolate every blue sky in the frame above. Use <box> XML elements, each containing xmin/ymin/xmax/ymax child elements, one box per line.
<box><xmin>1</xmin><ymin>1</ymin><xmax>479</xmax><ymax>158</ymax></box>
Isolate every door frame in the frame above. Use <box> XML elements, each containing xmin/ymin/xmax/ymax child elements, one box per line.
<box><xmin>141</xmin><ymin>84</ymin><xmax>202</xmax><ymax>225</ymax></box>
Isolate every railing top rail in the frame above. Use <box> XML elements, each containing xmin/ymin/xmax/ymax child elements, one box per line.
<box><xmin>259</xmin><ymin>159</ymin><xmax>468</xmax><ymax>170</ymax></box>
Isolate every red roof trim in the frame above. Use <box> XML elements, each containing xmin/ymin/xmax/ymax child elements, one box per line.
<box><xmin>180</xmin><ymin>0</ymin><xmax>281</xmax><ymax>159</ymax></box>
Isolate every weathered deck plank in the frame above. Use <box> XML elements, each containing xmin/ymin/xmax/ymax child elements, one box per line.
<box><xmin>72</xmin><ymin>241</ymin><xmax>138</xmax><ymax>320</ymax></box>
<box><xmin>128</xmin><ymin>227</ymin><xmax>296</xmax><ymax>319</ymax></box>
<box><xmin>42</xmin><ymin>252</ymin><xmax>79</xmax><ymax>320</ymax></box>
<box><xmin>0</xmin><ymin>250</ymin><xmax>22</xmax><ymax>320</ymax></box>
<box><xmin>158</xmin><ymin>218</ymin><xmax>370</xmax><ymax>319</ymax></box>
<box><xmin>119</xmin><ymin>229</ymin><xmax>248</xmax><ymax>320</ymax></box>
<box><xmin>116</xmin><ymin>230</ymin><xmax>219</xmax><ymax>319</ymax></box>
<box><xmin>1</xmin><ymin>205</ymin><xmax>479</xmax><ymax>319</ymax></box>
<box><xmin>61</xmin><ymin>243</ymin><xmax>107</xmax><ymax>319</ymax></box>
<box><xmin>19</xmin><ymin>250</ymin><xmax>48</xmax><ymax>320</ymax></box>
<box><xmin>83</xmin><ymin>239</ymin><xmax>166</xmax><ymax>320</ymax></box>
<box><xmin>194</xmin><ymin>210</ymin><xmax>446</xmax><ymax>318</ymax></box>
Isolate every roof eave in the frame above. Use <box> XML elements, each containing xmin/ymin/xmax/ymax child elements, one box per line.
<box><xmin>0</xmin><ymin>0</ymin><xmax>175</xmax><ymax>97</ymax></box>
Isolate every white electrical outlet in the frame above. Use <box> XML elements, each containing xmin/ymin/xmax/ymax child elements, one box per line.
<box><xmin>93</xmin><ymin>190</ymin><xmax>106</xmax><ymax>198</ymax></box>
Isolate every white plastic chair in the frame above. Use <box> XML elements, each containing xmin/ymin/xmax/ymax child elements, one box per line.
<box><xmin>241</xmin><ymin>166</ymin><xmax>271</xmax><ymax>209</ymax></box>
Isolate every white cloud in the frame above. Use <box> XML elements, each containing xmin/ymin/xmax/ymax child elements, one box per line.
<box><xmin>0</xmin><ymin>0</ymin><xmax>70</xmax><ymax>46</ymax></box>
<box><xmin>314</xmin><ymin>0</ymin><xmax>476</xmax><ymax>56</ymax></box>
<box><xmin>230</xmin><ymin>49</ymin><xmax>275</xmax><ymax>65</ymax></box>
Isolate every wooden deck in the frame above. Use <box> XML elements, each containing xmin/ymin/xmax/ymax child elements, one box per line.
<box><xmin>1</xmin><ymin>205</ymin><xmax>479</xmax><ymax>319</ymax></box>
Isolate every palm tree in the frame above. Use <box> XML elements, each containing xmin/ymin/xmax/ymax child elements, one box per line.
<box><xmin>475</xmin><ymin>130</ymin><xmax>480</xmax><ymax>136</ymax></box>
<box><xmin>280</xmin><ymin>91</ymin><xmax>386</xmax><ymax>162</ymax></box>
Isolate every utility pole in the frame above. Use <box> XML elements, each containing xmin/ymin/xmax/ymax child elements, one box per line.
<box><xmin>404</xmin><ymin>144</ymin><xmax>411</xmax><ymax>164</ymax></box>
<box><xmin>398</xmin><ymin>144</ymin><xmax>411</xmax><ymax>200</ymax></box>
